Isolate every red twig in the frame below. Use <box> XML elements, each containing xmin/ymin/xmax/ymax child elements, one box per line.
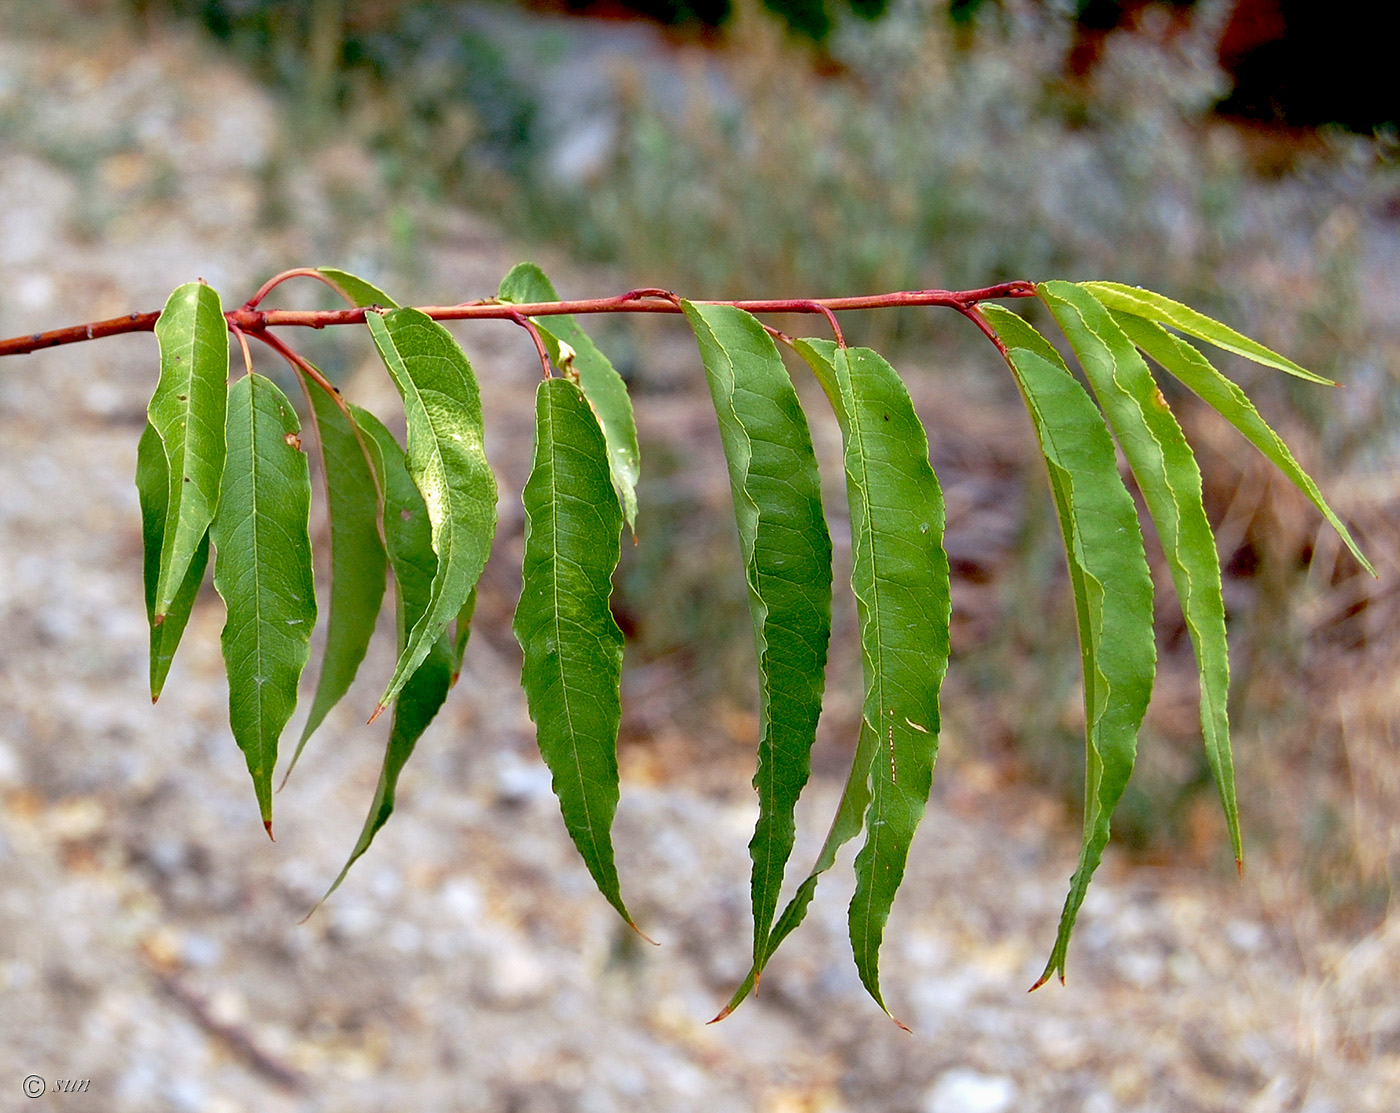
<box><xmin>253</xmin><ymin>330</ymin><xmax>340</xmax><ymax>399</ymax></box>
<box><xmin>229</xmin><ymin>325</ymin><xmax>256</xmax><ymax>378</ymax></box>
<box><xmin>507</xmin><ymin>312</ymin><xmax>555</xmax><ymax>380</ymax></box>
<box><xmin>0</xmin><ymin>282</ymin><xmax>1037</xmax><ymax>358</ymax></box>
<box><xmin>802</xmin><ymin>301</ymin><xmax>846</xmax><ymax>348</ymax></box>
<box><xmin>955</xmin><ymin>303</ymin><xmax>1013</xmax><ymax>361</ymax></box>
<box><xmin>0</xmin><ymin>310</ymin><xmax>163</xmax><ymax>355</ymax></box>
<box><xmin>242</xmin><ymin>267</ymin><xmax>348</xmax><ymax>310</ymax></box>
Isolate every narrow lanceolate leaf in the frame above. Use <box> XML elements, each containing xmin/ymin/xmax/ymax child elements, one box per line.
<box><xmin>514</xmin><ymin>378</ymin><xmax>635</xmax><ymax>928</ymax></box>
<box><xmin>136</xmin><ymin>422</ymin><xmax>209</xmax><ymax>701</ymax></box>
<box><xmin>209</xmin><ymin>374</ymin><xmax>317</xmax><ymax>832</ymax></box>
<box><xmin>316</xmin><ymin>407</ymin><xmax>453</xmax><ymax>905</ymax></box>
<box><xmin>797</xmin><ymin>339</ymin><xmax>950</xmax><ymax>1020</ymax></box>
<box><xmin>718</xmin><ymin>338</ymin><xmax>947</xmax><ymax>1022</ymax></box>
<box><xmin>149</xmin><ymin>281</ymin><xmax>228</xmax><ymax>620</ymax></box>
<box><xmin>315</xmin><ymin>268</ymin><xmax>399</xmax><ymax>310</ymax></box>
<box><xmin>365</xmin><ymin>308</ymin><xmax>498</xmax><ymax>717</ymax></box>
<box><xmin>449</xmin><ymin>587</ymin><xmax>477</xmax><ymax>686</ymax></box>
<box><xmin>498</xmin><ymin>263</ymin><xmax>641</xmax><ymax>531</ymax></box>
<box><xmin>288</xmin><ymin>369</ymin><xmax>388</xmax><ymax>772</ymax></box>
<box><xmin>1042</xmin><ymin>282</ymin><xmax>1240</xmax><ymax>867</ymax></box>
<box><xmin>711</xmin><ymin>715</ymin><xmax>881</xmax><ymax>1021</ymax></box>
<box><xmin>354</xmin><ymin>408</ymin><xmax>441</xmax><ymax>646</ymax></box>
<box><xmin>980</xmin><ymin>303</ymin><xmax>1155</xmax><ymax>987</ymax></box>
<box><xmin>1113</xmin><ymin>311</ymin><xmax>1375</xmax><ymax>577</ymax></box>
<box><xmin>682</xmin><ymin>302</ymin><xmax>833</xmax><ymax>975</ymax></box>
<box><xmin>1079</xmin><ymin>281</ymin><xmax>1333</xmax><ymax>385</ymax></box>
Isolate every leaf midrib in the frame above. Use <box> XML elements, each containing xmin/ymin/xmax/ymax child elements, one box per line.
<box><xmin>687</xmin><ymin>308</ymin><xmax>785</xmax><ymax>946</ymax></box>
<box><xmin>842</xmin><ymin>349</ymin><xmax>891</xmax><ymax>978</ymax></box>
<box><xmin>542</xmin><ymin>389</ymin><xmax>607</xmax><ymax>869</ymax></box>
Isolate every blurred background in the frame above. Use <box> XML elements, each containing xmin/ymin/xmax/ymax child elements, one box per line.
<box><xmin>1</xmin><ymin>1</ymin><xmax>1397</xmax><ymax>1109</ymax></box>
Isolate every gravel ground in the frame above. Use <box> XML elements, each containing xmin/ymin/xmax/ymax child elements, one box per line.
<box><xmin>2</xmin><ymin>10</ymin><xmax>1399</xmax><ymax>1112</ymax></box>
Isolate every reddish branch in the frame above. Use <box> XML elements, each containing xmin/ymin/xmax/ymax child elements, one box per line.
<box><xmin>956</xmin><ymin>303</ymin><xmax>1014</xmax><ymax>360</ymax></box>
<box><xmin>2</xmin><ymin>310</ymin><xmax>164</xmax><ymax>355</ymax></box>
<box><xmin>0</xmin><ymin>282</ymin><xmax>1037</xmax><ymax>358</ymax></box>
<box><xmin>505</xmin><ymin>311</ymin><xmax>557</xmax><ymax>380</ymax></box>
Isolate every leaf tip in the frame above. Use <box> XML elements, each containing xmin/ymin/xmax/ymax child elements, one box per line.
<box><xmin>152</xmin><ymin>612</ymin><xmax>166</xmax><ymax>628</ymax></box>
<box><xmin>264</xmin><ymin>818</ymin><xmax>275</xmax><ymax>842</ymax></box>
<box><xmin>1236</xmin><ymin>855</ymin><xmax>1245</xmax><ymax>879</ymax></box>
<box><xmin>368</xmin><ymin>702</ymin><xmax>387</xmax><ymax>725</ymax></box>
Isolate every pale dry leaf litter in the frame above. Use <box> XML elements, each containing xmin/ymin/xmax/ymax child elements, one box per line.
<box><xmin>2</xmin><ymin>10</ymin><xmax>1398</xmax><ymax>1113</ymax></box>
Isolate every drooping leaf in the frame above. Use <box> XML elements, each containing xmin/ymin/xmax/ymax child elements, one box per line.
<box><xmin>682</xmin><ymin>302</ymin><xmax>833</xmax><ymax>975</ymax></box>
<box><xmin>364</xmin><ymin>307</ymin><xmax>498</xmax><ymax>717</ymax></box>
<box><xmin>353</xmin><ymin>408</ymin><xmax>440</xmax><ymax>644</ymax></box>
<box><xmin>797</xmin><ymin>339</ymin><xmax>949</xmax><ymax>1019</ymax></box>
<box><xmin>209</xmin><ymin>373</ymin><xmax>317</xmax><ymax>832</ymax></box>
<box><xmin>513</xmin><ymin>377</ymin><xmax>636</xmax><ymax>929</ymax></box>
<box><xmin>979</xmin><ymin>309</ymin><xmax>1102</xmax><ymax>712</ymax></box>
<box><xmin>315</xmin><ymin>406</ymin><xmax>453</xmax><ymax>904</ymax></box>
<box><xmin>498</xmin><ymin>263</ymin><xmax>641</xmax><ymax>531</ymax></box>
<box><xmin>315</xmin><ymin>267</ymin><xmax>399</xmax><ymax>310</ymax></box>
<box><xmin>1079</xmin><ymin>281</ymin><xmax>1333</xmax><ymax>385</ymax></box>
<box><xmin>149</xmin><ymin>281</ymin><xmax>228</xmax><ymax>620</ymax></box>
<box><xmin>711</xmin><ymin>712</ymin><xmax>881</xmax><ymax>1021</ymax></box>
<box><xmin>980</xmin><ymin>303</ymin><xmax>1156</xmax><ymax>987</ymax></box>
<box><xmin>720</xmin><ymin>338</ymin><xmax>953</xmax><ymax>1022</ymax></box>
<box><xmin>325</xmin><ymin>635</ymin><xmax>450</xmax><ymax>895</ymax></box>
<box><xmin>1041</xmin><ymin>282</ymin><xmax>1240</xmax><ymax>867</ymax></box>
<box><xmin>449</xmin><ymin>586</ymin><xmax>477</xmax><ymax>686</ymax></box>
<box><xmin>1112</xmin><ymin>310</ymin><xmax>1375</xmax><ymax>576</ymax></box>
<box><xmin>136</xmin><ymin>422</ymin><xmax>209</xmax><ymax>701</ymax></box>
<box><xmin>287</xmin><ymin>368</ymin><xmax>388</xmax><ymax>773</ymax></box>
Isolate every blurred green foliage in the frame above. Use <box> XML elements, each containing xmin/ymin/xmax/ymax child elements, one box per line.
<box><xmin>137</xmin><ymin>0</ymin><xmax>540</xmax><ymax>192</ymax></box>
<box><xmin>524</xmin><ymin>0</ymin><xmax>1243</xmax><ymax>345</ymax></box>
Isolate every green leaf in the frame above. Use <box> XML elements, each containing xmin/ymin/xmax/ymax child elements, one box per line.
<box><xmin>287</xmin><ymin>369</ymin><xmax>388</xmax><ymax>773</ymax></box>
<box><xmin>315</xmin><ymin>406</ymin><xmax>453</xmax><ymax>905</ymax></box>
<box><xmin>315</xmin><ymin>268</ymin><xmax>399</xmax><ymax>310</ymax></box>
<box><xmin>513</xmin><ymin>378</ymin><xmax>636</xmax><ymax>929</ymax></box>
<box><xmin>321</xmin><ymin>637</ymin><xmax>450</xmax><ymax>899</ymax></box>
<box><xmin>364</xmin><ymin>307</ymin><xmax>498</xmax><ymax>718</ymax></box>
<box><xmin>980</xmin><ymin>302</ymin><xmax>1156</xmax><ymax>987</ymax></box>
<box><xmin>1079</xmin><ymin>281</ymin><xmax>1333</xmax><ymax>385</ymax></box>
<box><xmin>1112</xmin><ymin>310</ymin><xmax>1375</xmax><ymax>577</ymax></box>
<box><xmin>449</xmin><ymin>586</ymin><xmax>477</xmax><ymax>686</ymax></box>
<box><xmin>209</xmin><ymin>373</ymin><xmax>317</xmax><ymax>832</ymax></box>
<box><xmin>717</xmin><ymin>339</ymin><xmax>949</xmax><ymax>1023</ymax></box>
<box><xmin>682</xmin><ymin>302</ymin><xmax>833</xmax><ymax>975</ymax></box>
<box><xmin>353</xmin><ymin>407</ymin><xmax>439</xmax><ymax>641</ymax></box>
<box><xmin>498</xmin><ymin>263</ymin><xmax>641</xmax><ymax>532</ymax></box>
<box><xmin>711</xmin><ymin>715</ymin><xmax>880</xmax><ymax>1021</ymax></box>
<box><xmin>149</xmin><ymin>281</ymin><xmax>228</xmax><ymax>620</ymax></box>
<box><xmin>136</xmin><ymin>422</ymin><xmax>209</xmax><ymax>701</ymax></box>
<box><xmin>796</xmin><ymin>339</ymin><xmax>950</xmax><ymax>1020</ymax></box>
<box><xmin>1041</xmin><ymin>282</ymin><xmax>1239</xmax><ymax>866</ymax></box>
